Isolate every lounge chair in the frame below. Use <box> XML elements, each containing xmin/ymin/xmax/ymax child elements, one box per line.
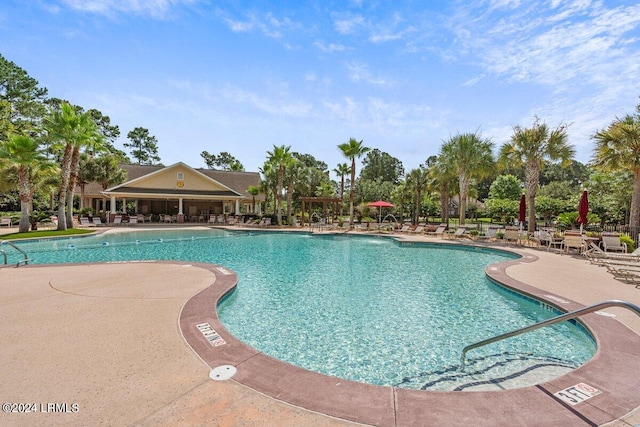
<box><xmin>129</xmin><ymin>217</ymin><xmax>138</xmax><ymax>225</ymax></box>
<box><xmin>451</xmin><ymin>225</ymin><xmax>467</xmax><ymax>238</ymax></box>
<box><xmin>600</xmin><ymin>262</ymin><xmax>640</xmax><ymax>286</ymax></box>
<box><xmin>79</xmin><ymin>217</ymin><xmax>94</xmax><ymax>227</ymax></box>
<box><xmin>563</xmin><ymin>231</ymin><xmax>585</xmax><ymax>254</ymax></box>
<box><xmin>601</xmin><ymin>232</ymin><xmax>627</xmax><ymax>253</ymax></box>
<box><xmin>410</xmin><ymin>224</ymin><xmax>426</xmax><ymax>234</ymax></box>
<box><xmin>92</xmin><ymin>217</ymin><xmax>105</xmax><ymax>226</ymax></box>
<box><xmin>0</xmin><ymin>217</ymin><xmax>12</xmax><ymax>227</ymax></box>
<box><xmin>584</xmin><ymin>242</ymin><xmax>640</xmax><ymax>264</ymax></box>
<box><xmin>426</xmin><ymin>223</ymin><xmax>447</xmax><ymax>237</ymax></box>
<box><xmin>113</xmin><ymin>215</ymin><xmax>122</xmax><ymax>226</ymax></box>
<box><xmin>398</xmin><ymin>224</ymin><xmax>412</xmax><ymax>233</ymax></box>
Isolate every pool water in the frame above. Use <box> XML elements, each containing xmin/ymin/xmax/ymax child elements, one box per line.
<box><xmin>8</xmin><ymin>229</ymin><xmax>596</xmax><ymax>389</ymax></box>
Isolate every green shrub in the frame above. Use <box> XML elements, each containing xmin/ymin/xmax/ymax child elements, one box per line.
<box><xmin>620</xmin><ymin>234</ymin><xmax>635</xmax><ymax>252</ymax></box>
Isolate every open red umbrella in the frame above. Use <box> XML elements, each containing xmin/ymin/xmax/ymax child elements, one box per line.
<box><xmin>368</xmin><ymin>200</ymin><xmax>394</xmax><ymax>223</ymax></box>
<box><xmin>518</xmin><ymin>194</ymin><xmax>526</xmax><ymax>231</ymax></box>
<box><xmin>577</xmin><ymin>190</ymin><xmax>589</xmax><ymax>232</ymax></box>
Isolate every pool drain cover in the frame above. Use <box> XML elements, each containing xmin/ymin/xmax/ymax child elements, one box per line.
<box><xmin>209</xmin><ymin>365</ymin><xmax>236</xmax><ymax>381</ymax></box>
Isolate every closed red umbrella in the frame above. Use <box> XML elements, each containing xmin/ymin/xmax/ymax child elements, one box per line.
<box><xmin>368</xmin><ymin>200</ymin><xmax>394</xmax><ymax>223</ymax></box>
<box><xmin>577</xmin><ymin>190</ymin><xmax>589</xmax><ymax>232</ymax></box>
<box><xmin>518</xmin><ymin>194</ymin><xmax>526</xmax><ymax>229</ymax></box>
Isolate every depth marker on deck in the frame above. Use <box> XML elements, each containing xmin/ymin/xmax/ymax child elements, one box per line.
<box><xmin>196</xmin><ymin>322</ymin><xmax>226</xmax><ymax>347</ymax></box>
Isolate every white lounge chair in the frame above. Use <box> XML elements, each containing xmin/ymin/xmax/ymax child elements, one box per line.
<box><xmin>79</xmin><ymin>217</ymin><xmax>94</xmax><ymax>227</ymax></box>
<box><xmin>92</xmin><ymin>217</ymin><xmax>105</xmax><ymax>226</ymax></box>
<box><xmin>426</xmin><ymin>223</ymin><xmax>447</xmax><ymax>237</ymax></box>
<box><xmin>410</xmin><ymin>224</ymin><xmax>426</xmax><ymax>234</ymax></box>
<box><xmin>113</xmin><ymin>215</ymin><xmax>122</xmax><ymax>226</ymax></box>
<box><xmin>451</xmin><ymin>225</ymin><xmax>467</xmax><ymax>238</ymax></box>
<box><xmin>0</xmin><ymin>217</ymin><xmax>12</xmax><ymax>227</ymax></box>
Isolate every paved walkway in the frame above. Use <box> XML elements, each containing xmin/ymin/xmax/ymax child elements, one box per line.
<box><xmin>0</xmin><ymin>228</ymin><xmax>639</xmax><ymax>426</ymax></box>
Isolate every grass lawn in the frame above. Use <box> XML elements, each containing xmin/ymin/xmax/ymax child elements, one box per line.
<box><xmin>0</xmin><ymin>228</ymin><xmax>96</xmax><ymax>240</ymax></box>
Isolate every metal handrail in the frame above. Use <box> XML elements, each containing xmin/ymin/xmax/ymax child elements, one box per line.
<box><xmin>460</xmin><ymin>299</ymin><xmax>640</xmax><ymax>370</ymax></box>
<box><xmin>0</xmin><ymin>240</ymin><xmax>29</xmax><ymax>267</ymax></box>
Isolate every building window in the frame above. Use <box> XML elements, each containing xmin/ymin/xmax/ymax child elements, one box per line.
<box><xmin>177</xmin><ymin>172</ymin><xmax>184</xmax><ymax>180</ymax></box>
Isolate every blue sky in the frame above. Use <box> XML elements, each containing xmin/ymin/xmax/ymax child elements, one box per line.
<box><xmin>1</xmin><ymin>1</ymin><xmax>639</xmax><ymax>178</ymax></box>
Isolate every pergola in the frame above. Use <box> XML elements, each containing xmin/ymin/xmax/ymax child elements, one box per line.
<box><xmin>299</xmin><ymin>197</ymin><xmax>342</xmax><ymax>226</ymax></box>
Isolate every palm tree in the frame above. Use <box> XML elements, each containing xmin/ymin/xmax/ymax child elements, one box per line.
<box><xmin>338</xmin><ymin>138</ymin><xmax>370</xmax><ymax>228</ymax></box>
<box><xmin>283</xmin><ymin>158</ymin><xmax>303</xmax><ymax>224</ymax></box>
<box><xmin>333</xmin><ymin>162</ymin><xmax>351</xmax><ymax>217</ymax></box>
<box><xmin>592</xmin><ymin>105</ymin><xmax>640</xmax><ymax>227</ymax></box>
<box><xmin>439</xmin><ymin>132</ymin><xmax>494</xmax><ymax>225</ymax></box>
<box><xmin>499</xmin><ymin>118</ymin><xmax>574</xmax><ymax>233</ymax></box>
<box><xmin>406</xmin><ymin>167</ymin><xmax>429</xmax><ymax>225</ymax></box>
<box><xmin>65</xmin><ymin>119</ymin><xmax>104</xmax><ymax>226</ymax></box>
<box><xmin>44</xmin><ymin>102</ymin><xmax>100</xmax><ymax>230</ymax></box>
<box><xmin>428</xmin><ymin>157</ymin><xmax>457</xmax><ymax>224</ymax></box>
<box><xmin>0</xmin><ymin>135</ymin><xmax>50</xmax><ymax>232</ymax></box>
<box><xmin>84</xmin><ymin>155</ymin><xmax>127</xmax><ymax>214</ymax></box>
<box><xmin>247</xmin><ymin>185</ymin><xmax>260</xmax><ymax>213</ymax></box>
<box><xmin>265</xmin><ymin>144</ymin><xmax>292</xmax><ymax>225</ymax></box>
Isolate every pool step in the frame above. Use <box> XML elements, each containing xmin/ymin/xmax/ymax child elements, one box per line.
<box><xmin>395</xmin><ymin>352</ymin><xmax>578</xmax><ymax>391</ymax></box>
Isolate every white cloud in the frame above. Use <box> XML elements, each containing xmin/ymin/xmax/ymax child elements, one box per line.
<box><xmin>220</xmin><ymin>11</ymin><xmax>301</xmax><ymax>38</ymax></box>
<box><xmin>59</xmin><ymin>0</ymin><xmax>202</xmax><ymax>19</ymax></box>
<box><xmin>346</xmin><ymin>62</ymin><xmax>395</xmax><ymax>87</ymax></box>
<box><xmin>333</xmin><ymin>14</ymin><xmax>365</xmax><ymax>34</ymax></box>
<box><xmin>313</xmin><ymin>41</ymin><xmax>347</xmax><ymax>53</ymax></box>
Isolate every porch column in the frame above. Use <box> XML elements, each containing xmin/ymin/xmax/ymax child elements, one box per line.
<box><xmin>110</xmin><ymin>195</ymin><xmax>117</xmax><ymax>214</ymax></box>
<box><xmin>178</xmin><ymin>198</ymin><xmax>183</xmax><ymax>215</ymax></box>
<box><xmin>235</xmin><ymin>199</ymin><xmax>240</xmax><ymax>215</ymax></box>
<box><xmin>122</xmin><ymin>198</ymin><xmax>126</xmax><ymax>213</ymax></box>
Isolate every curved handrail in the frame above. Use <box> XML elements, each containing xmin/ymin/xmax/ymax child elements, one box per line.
<box><xmin>0</xmin><ymin>240</ymin><xmax>29</xmax><ymax>266</ymax></box>
<box><xmin>460</xmin><ymin>299</ymin><xmax>640</xmax><ymax>370</ymax></box>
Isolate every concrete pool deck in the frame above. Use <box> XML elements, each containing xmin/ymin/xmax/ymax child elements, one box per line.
<box><xmin>0</xmin><ymin>226</ymin><xmax>639</xmax><ymax>426</ymax></box>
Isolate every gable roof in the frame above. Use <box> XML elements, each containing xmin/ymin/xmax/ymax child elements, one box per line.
<box><xmin>100</xmin><ymin>163</ymin><xmax>263</xmax><ymax>200</ymax></box>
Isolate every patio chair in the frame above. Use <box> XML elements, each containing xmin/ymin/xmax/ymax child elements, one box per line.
<box><xmin>113</xmin><ymin>215</ymin><xmax>122</xmax><ymax>226</ymax></box>
<box><xmin>0</xmin><ymin>217</ymin><xmax>12</xmax><ymax>227</ymax></box>
<box><xmin>129</xmin><ymin>216</ymin><xmax>138</xmax><ymax>225</ymax></box>
<box><xmin>92</xmin><ymin>217</ymin><xmax>105</xmax><ymax>226</ymax></box>
<box><xmin>563</xmin><ymin>231</ymin><xmax>585</xmax><ymax>254</ymax></box>
<box><xmin>601</xmin><ymin>232</ymin><xmax>627</xmax><ymax>253</ymax></box>
<box><xmin>426</xmin><ymin>223</ymin><xmax>447</xmax><ymax>237</ymax></box>
<box><xmin>504</xmin><ymin>227</ymin><xmax>521</xmax><ymax>245</ymax></box>
<box><xmin>484</xmin><ymin>225</ymin><xmax>504</xmax><ymax>239</ymax></box>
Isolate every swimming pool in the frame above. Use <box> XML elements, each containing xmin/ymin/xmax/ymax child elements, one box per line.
<box><xmin>9</xmin><ymin>228</ymin><xmax>595</xmax><ymax>390</ymax></box>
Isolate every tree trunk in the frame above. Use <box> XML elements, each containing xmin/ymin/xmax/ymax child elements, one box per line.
<box><xmin>340</xmin><ymin>176</ymin><xmax>345</xmax><ymax>217</ymax></box>
<box><xmin>276</xmin><ymin>168</ymin><xmax>283</xmax><ymax>225</ymax></box>
<box><xmin>18</xmin><ymin>168</ymin><xmax>31</xmax><ymax>233</ymax></box>
<box><xmin>631</xmin><ymin>168</ymin><xmax>640</xmax><ymax>228</ymax></box>
<box><xmin>286</xmin><ymin>183</ymin><xmax>294</xmax><ymax>224</ymax></box>
<box><xmin>66</xmin><ymin>147</ymin><xmax>80</xmax><ymax>228</ymax></box>
<box><xmin>458</xmin><ymin>176</ymin><xmax>469</xmax><ymax>225</ymax></box>
<box><xmin>56</xmin><ymin>143</ymin><xmax>73</xmax><ymax>231</ymax></box>
<box><xmin>414</xmin><ymin>189</ymin><xmax>421</xmax><ymax>225</ymax></box>
<box><xmin>525</xmin><ymin>161</ymin><xmax>540</xmax><ymax>234</ymax></box>
<box><xmin>349</xmin><ymin>159</ymin><xmax>356</xmax><ymax>228</ymax></box>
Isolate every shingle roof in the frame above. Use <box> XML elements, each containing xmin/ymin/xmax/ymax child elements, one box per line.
<box><xmin>83</xmin><ymin>163</ymin><xmax>264</xmax><ymax>200</ymax></box>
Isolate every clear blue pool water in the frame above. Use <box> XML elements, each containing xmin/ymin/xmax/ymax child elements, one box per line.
<box><xmin>8</xmin><ymin>228</ymin><xmax>596</xmax><ymax>389</ymax></box>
